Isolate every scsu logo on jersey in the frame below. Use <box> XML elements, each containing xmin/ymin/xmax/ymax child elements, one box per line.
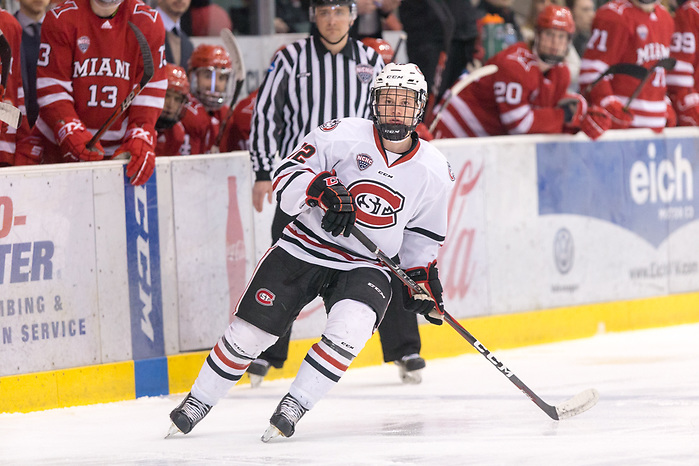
<box><xmin>349</xmin><ymin>180</ymin><xmax>405</xmax><ymax>228</ymax></box>
<box><xmin>255</xmin><ymin>288</ymin><xmax>275</xmax><ymax>306</ymax></box>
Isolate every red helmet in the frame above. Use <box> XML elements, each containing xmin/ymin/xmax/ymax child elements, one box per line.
<box><xmin>361</xmin><ymin>38</ymin><xmax>394</xmax><ymax>64</ymax></box>
<box><xmin>536</xmin><ymin>5</ymin><xmax>575</xmax><ymax>35</ymax></box>
<box><xmin>165</xmin><ymin>63</ymin><xmax>189</xmax><ymax>95</ymax></box>
<box><xmin>188</xmin><ymin>44</ymin><xmax>233</xmax><ymax>112</ymax></box>
<box><xmin>188</xmin><ymin>45</ymin><xmax>232</xmax><ymax>72</ymax></box>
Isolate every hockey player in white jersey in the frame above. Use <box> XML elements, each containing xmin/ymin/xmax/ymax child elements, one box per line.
<box><xmin>167</xmin><ymin>63</ymin><xmax>454</xmax><ymax>441</ymax></box>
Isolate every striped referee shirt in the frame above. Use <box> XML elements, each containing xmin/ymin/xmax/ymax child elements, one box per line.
<box><xmin>249</xmin><ymin>34</ymin><xmax>384</xmax><ymax>181</ymax></box>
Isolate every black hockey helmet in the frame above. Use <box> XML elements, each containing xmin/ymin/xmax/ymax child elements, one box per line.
<box><xmin>309</xmin><ymin>0</ymin><xmax>357</xmax><ymax>22</ymax></box>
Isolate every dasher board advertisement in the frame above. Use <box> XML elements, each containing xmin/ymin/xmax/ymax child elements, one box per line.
<box><xmin>0</xmin><ymin>172</ymin><xmax>100</xmax><ymax>376</ymax></box>
<box><xmin>171</xmin><ymin>155</ymin><xmax>256</xmax><ymax>351</ymax></box>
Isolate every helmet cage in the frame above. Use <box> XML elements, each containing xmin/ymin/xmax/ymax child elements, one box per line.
<box><xmin>369</xmin><ymin>63</ymin><xmax>428</xmax><ymax>141</ymax></box>
<box><xmin>189</xmin><ymin>67</ymin><xmax>233</xmax><ymax>112</ymax></box>
<box><xmin>370</xmin><ymin>87</ymin><xmax>426</xmax><ymax>142</ymax></box>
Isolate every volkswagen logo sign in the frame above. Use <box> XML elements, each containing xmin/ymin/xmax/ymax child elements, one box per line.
<box><xmin>553</xmin><ymin>228</ymin><xmax>574</xmax><ymax>274</ymax></box>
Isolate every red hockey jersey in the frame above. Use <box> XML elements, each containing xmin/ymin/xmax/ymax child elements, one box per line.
<box><xmin>180</xmin><ymin>99</ymin><xmax>211</xmax><ymax>155</ymax></box>
<box><xmin>433</xmin><ymin>43</ymin><xmax>570</xmax><ymax>138</ymax></box>
<box><xmin>227</xmin><ymin>90</ymin><xmax>256</xmax><ymax>152</ymax></box>
<box><xmin>0</xmin><ymin>10</ymin><xmax>28</xmax><ymax>166</ymax></box>
<box><xmin>156</xmin><ymin>121</ymin><xmax>185</xmax><ymax>156</ymax></box>
<box><xmin>579</xmin><ymin>0</ymin><xmax>674</xmax><ymax>129</ymax></box>
<box><xmin>35</xmin><ymin>0</ymin><xmax>166</xmax><ymax>162</ymax></box>
<box><xmin>668</xmin><ymin>1</ymin><xmax>699</xmax><ymax>102</ymax></box>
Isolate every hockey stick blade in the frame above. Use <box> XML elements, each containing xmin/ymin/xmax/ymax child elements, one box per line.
<box><xmin>215</xmin><ymin>28</ymin><xmax>246</xmax><ymax>149</ymax></box>
<box><xmin>623</xmin><ymin>57</ymin><xmax>677</xmax><ymax>111</ymax></box>
<box><xmin>428</xmin><ymin>64</ymin><xmax>498</xmax><ymax>133</ymax></box>
<box><xmin>0</xmin><ymin>101</ymin><xmax>22</xmax><ymax>128</ymax></box>
<box><xmin>87</xmin><ymin>22</ymin><xmax>154</xmax><ymax>149</ymax></box>
<box><xmin>555</xmin><ymin>388</ymin><xmax>600</xmax><ymax>420</ymax></box>
<box><xmin>349</xmin><ymin>225</ymin><xmax>599</xmax><ymax>421</ymax></box>
<box><xmin>583</xmin><ymin>63</ymin><xmax>648</xmax><ymax>95</ymax></box>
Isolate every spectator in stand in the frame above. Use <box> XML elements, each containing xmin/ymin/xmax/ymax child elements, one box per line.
<box><xmin>16</xmin><ymin>0</ymin><xmax>166</xmax><ymax>187</ymax></box>
<box><xmin>401</xmin><ymin>0</ymin><xmax>479</xmax><ymax>107</ymax></box>
<box><xmin>0</xmin><ymin>9</ymin><xmax>28</xmax><ymax>167</ymax></box>
<box><xmin>667</xmin><ymin>0</ymin><xmax>699</xmax><ymax>126</ymax></box>
<box><xmin>185</xmin><ymin>0</ymin><xmax>232</xmax><ymax>36</ymax></box>
<box><xmin>155</xmin><ymin>64</ymin><xmax>190</xmax><ymax>156</ymax></box>
<box><xmin>432</xmin><ymin>5</ymin><xmax>612</xmax><ymax>140</ymax></box>
<box><xmin>579</xmin><ymin>0</ymin><xmax>674</xmax><ymax>132</ymax></box>
<box><xmin>15</xmin><ymin>0</ymin><xmax>51</xmax><ymax>128</ymax></box>
<box><xmin>182</xmin><ymin>44</ymin><xmax>235</xmax><ymax>154</ymax></box>
<box><xmin>566</xmin><ymin>0</ymin><xmax>596</xmax><ymax>57</ymax></box>
<box><xmin>351</xmin><ymin>0</ymin><xmax>402</xmax><ymax>39</ymax></box>
<box><xmin>156</xmin><ymin>0</ymin><xmax>194</xmax><ymax>68</ymax></box>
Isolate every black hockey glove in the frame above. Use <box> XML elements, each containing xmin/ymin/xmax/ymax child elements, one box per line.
<box><xmin>306</xmin><ymin>170</ymin><xmax>357</xmax><ymax>237</ymax></box>
<box><xmin>403</xmin><ymin>261</ymin><xmax>445</xmax><ymax>325</ymax></box>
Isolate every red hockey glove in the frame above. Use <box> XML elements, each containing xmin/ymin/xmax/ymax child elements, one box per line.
<box><xmin>599</xmin><ymin>96</ymin><xmax>633</xmax><ymax>129</ymax></box>
<box><xmin>56</xmin><ymin>119</ymin><xmax>104</xmax><ymax>162</ymax></box>
<box><xmin>558</xmin><ymin>93</ymin><xmax>588</xmax><ymax>131</ymax></box>
<box><xmin>580</xmin><ymin>105</ymin><xmax>612</xmax><ymax>140</ymax></box>
<box><xmin>115</xmin><ymin>125</ymin><xmax>156</xmax><ymax>186</ymax></box>
<box><xmin>403</xmin><ymin>261</ymin><xmax>445</xmax><ymax>326</ymax></box>
<box><xmin>674</xmin><ymin>92</ymin><xmax>698</xmax><ymax>126</ymax></box>
<box><xmin>415</xmin><ymin>122</ymin><xmax>434</xmax><ymax>141</ymax></box>
<box><xmin>14</xmin><ymin>135</ymin><xmax>43</xmax><ymax>165</ymax></box>
<box><xmin>306</xmin><ymin>170</ymin><xmax>356</xmax><ymax>237</ymax></box>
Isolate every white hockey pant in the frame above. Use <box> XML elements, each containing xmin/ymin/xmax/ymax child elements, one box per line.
<box><xmin>191</xmin><ymin>316</ymin><xmax>277</xmax><ymax>406</ymax></box>
<box><xmin>289</xmin><ymin>299</ymin><xmax>376</xmax><ymax>410</ymax></box>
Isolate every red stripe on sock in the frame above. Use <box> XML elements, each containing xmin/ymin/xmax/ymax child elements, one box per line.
<box><xmin>312</xmin><ymin>343</ymin><xmax>348</xmax><ymax>372</ymax></box>
<box><xmin>213</xmin><ymin>343</ymin><xmax>250</xmax><ymax>371</ymax></box>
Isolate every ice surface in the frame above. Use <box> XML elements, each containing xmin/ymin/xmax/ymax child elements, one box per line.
<box><xmin>2</xmin><ymin>323</ymin><xmax>698</xmax><ymax>465</ymax></box>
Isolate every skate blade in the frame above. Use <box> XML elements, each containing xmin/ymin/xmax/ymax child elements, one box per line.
<box><xmin>165</xmin><ymin>423</ymin><xmax>182</xmax><ymax>439</ymax></box>
<box><xmin>261</xmin><ymin>424</ymin><xmax>283</xmax><ymax>442</ymax></box>
<box><xmin>249</xmin><ymin>374</ymin><xmax>264</xmax><ymax>389</ymax></box>
<box><xmin>399</xmin><ymin>368</ymin><xmax>423</xmax><ymax>384</ymax></box>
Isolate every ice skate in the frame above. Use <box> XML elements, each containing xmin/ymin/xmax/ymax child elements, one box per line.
<box><xmin>166</xmin><ymin>392</ymin><xmax>212</xmax><ymax>438</ymax></box>
<box><xmin>261</xmin><ymin>393</ymin><xmax>307</xmax><ymax>442</ymax></box>
<box><xmin>247</xmin><ymin>358</ymin><xmax>270</xmax><ymax>388</ymax></box>
<box><xmin>395</xmin><ymin>353</ymin><xmax>426</xmax><ymax>384</ymax></box>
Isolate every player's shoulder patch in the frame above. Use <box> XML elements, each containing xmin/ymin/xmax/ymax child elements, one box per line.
<box><xmin>319</xmin><ymin>119</ymin><xmax>341</xmax><ymax>132</ymax></box>
<box><xmin>51</xmin><ymin>0</ymin><xmax>79</xmax><ymax>19</ymax></box>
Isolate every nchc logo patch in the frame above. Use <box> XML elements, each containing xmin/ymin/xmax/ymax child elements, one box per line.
<box><xmin>356</xmin><ymin>153</ymin><xmax>373</xmax><ymax>171</ymax></box>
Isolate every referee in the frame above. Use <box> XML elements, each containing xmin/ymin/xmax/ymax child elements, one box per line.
<box><xmin>246</xmin><ymin>0</ymin><xmax>427</xmax><ymax>387</ymax></box>
<box><xmin>249</xmin><ymin>0</ymin><xmax>383</xmax><ymax>215</ymax></box>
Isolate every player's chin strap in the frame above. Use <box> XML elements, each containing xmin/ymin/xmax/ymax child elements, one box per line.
<box><xmin>348</xmin><ymin>224</ymin><xmax>600</xmax><ymax>421</ymax></box>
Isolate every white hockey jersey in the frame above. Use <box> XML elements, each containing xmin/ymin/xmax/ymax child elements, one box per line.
<box><xmin>273</xmin><ymin>117</ymin><xmax>455</xmax><ymax>273</ymax></box>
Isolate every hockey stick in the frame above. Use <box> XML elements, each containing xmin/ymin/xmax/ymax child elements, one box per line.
<box><xmin>389</xmin><ymin>32</ymin><xmax>407</xmax><ymax>64</ymax></box>
<box><xmin>350</xmin><ymin>225</ymin><xmax>599</xmax><ymax>420</ymax></box>
<box><xmin>213</xmin><ymin>28</ymin><xmax>246</xmax><ymax>151</ymax></box>
<box><xmin>0</xmin><ymin>29</ymin><xmax>23</xmax><ymax>128</ymax></box>
<box><xmin>623</xmin><ymin>57</ymin><xmax>676</xmax><ymax>111</ymax></box>
<box><xmin>583</xmin><ymin>63</ymin><xmax>648</xmax><ymax>95</ymax></box>
<box><xmin>427</xmin><ymin>64</ymin><xmax>498</xmax><ymax>133</ymax></box>
<box><xmin>87</xmin><ymin>22</ymin><xmax>154</xmax><ymax>149</ymax></box>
